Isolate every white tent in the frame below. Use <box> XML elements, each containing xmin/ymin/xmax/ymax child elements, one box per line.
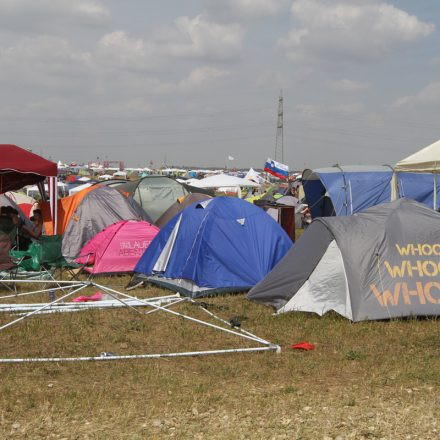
<box><xmin>69</xmin><ymin>183</ymin><xmax>93</xmax><ymax>195</ymax></box>
<box><xmin>190</xmin><ymin>174</ymin><xmax>260</xmax><ymax>189</ymax></box>
<box><xmin>245</xmin><ymin>168</ymin><xmax>266</xmax><ymax>184</ymax></box>
<box><xmin>395</xmin><ymin>139</ymin><xmax>440</xmax><ymax>172</ymax></box>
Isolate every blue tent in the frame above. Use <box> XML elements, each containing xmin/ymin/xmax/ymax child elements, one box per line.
<box><xmin>302</xmin><ymin>165</ymin><xmax>393</xmax><ymax>218</ymax></box>
<box><xmin>134</xmin><ymin>197</ymin><xmax>293</xmax><ymax>297</ymax></box>
<box><xmin>396</xmin><ymin>172</ymin><xmax>440</xmax><ymax>209</ymax></box>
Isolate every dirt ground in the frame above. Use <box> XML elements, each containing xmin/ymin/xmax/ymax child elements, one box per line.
<box><xmin>0</xmin><ymin>277</ymin><xmax>439</xmax><ymax>439</ymax></box>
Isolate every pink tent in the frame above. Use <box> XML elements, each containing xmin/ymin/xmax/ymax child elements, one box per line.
<box><xmin>76</xmin><ymin>220</ymin><xmax>159</xmax><ymax>274</ymax></box>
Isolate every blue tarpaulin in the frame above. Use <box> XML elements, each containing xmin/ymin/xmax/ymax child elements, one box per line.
<box><xmin>396</xmin><ymin>172</ymin><xmax>440</xmax><ymax>210</ymax></box>
<box><xmin>303</xmin><ymin>166</ymin><xmax>393</xmax><ymax>217</ymax></box>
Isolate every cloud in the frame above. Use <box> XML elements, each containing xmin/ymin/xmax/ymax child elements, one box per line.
<box><xmin>0</xmin><ymin>0</ymin><xmax>110</xmax><ymax>35</ymax></box>
<box><xmin>279</xmin><ymin>0</ymin><xmax>434</xmax><ymax>63</ymax></box>
<box><xmin>327</xmin><ymin>78</ymin><xmax>370</xmax><ymax>92</ymax></box>
<box><xmin>392</xmin><ymin>82</ymin><xmax>440</xmax><ymax>108</ymax></box>
<box><xmin>96</xmin><ymin>31</ymin><xmax>154</xmax><ymax>70</ymax></box>
<box><xmin>255</xmin><ymin>70</ymin><xmax>290</xmax><ymax>88</ymax></box>
<box><xmin>178</xmin><ymin>66</ymin><xmax>230</xmax><ymax>91</ymax></box>
<box><xmin>297</xmin><ymin>102</ymin><xmax>364</xmax><ymax>118</ymax></box>
<box><xmin>205</xmin><ymin>0</ymin><xmax>289</xmax><ymax>20</ymax></box>
<box><xmin>157</xmin><ymin>15</ymin><xmax>244</xmax><ymax>61</ymax></box>
<box><xmin>0</xmin><ymin>35</ymin><xmax>91</xmax><ymax>89</ymax></box>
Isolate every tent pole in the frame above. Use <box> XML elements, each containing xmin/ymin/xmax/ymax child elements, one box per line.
<box><xmin>0</xmin><ymin>347</ymin><xmax>278</xmax><ymax>364</ymax></box>
<box><xmin>390</xmin><ymin>172</ymin><xmax>398</xmax><ymax>201</ymax></box>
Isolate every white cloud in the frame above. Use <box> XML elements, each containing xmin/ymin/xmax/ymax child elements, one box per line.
<box><xmin>255</xmin><ymin>70</ymin><xmax>290</xmax><ymax>88</ymax></box>
<box><xmin>96</xmin><ymin>31</ymin><xmax>153</xmax><ymax>70</ymax></box>
<box><xmin>0</xmin><ymin>0</ymin><xmax>110</xmax><ymax>34</ymax></box>
<box><xmin>392</xmin><ymin>82</ymin><xmax>440</xmax><ymax>107</ymax></box>
<box><xmin>327</xmin><ymin>78</ymin><xmax>370</xmax><ymax>92</ymax></box>
<box><xmin>158</xmin><ymin>15</ymin><xmax>244</xmax><ymax>61</ymax></box>
<box><xmin>279</xmin><ymin>0</ymin><xmax>434</xmax><ymax>63</ymax></box>
<box><xmin>0</xmin><ymin>35</ymin><xmax>91</xmax><ymax>87</ymax></box>
<box><xmin>205</xmin><ymin>0</ymin><xmax>289</xmax><ymax>20</ymax></box>
<box><xmin>178</xmin><ymin>66</ymin><xmax>230</xmax><ymax>91</ymax></box>
<box><xmin>297</xmin><ymin>102</ymin><xmax>363</xmax><ymax>118</ymax></box>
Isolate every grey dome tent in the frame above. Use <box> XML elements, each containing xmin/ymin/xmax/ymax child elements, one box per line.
<box><xmin>62</xmin><ymin>186</ymin><xmax>150</xmax><ymax>261</ymax></box>
<box><xmin>248</xmin><ymin>198</ymin><xmax>440</xmax><ymax>321</ymax></box>
<box><xmin>118</xmin><ymin>176</ymin><xmax>188</xmax><ymax>223</ymax></box>
<box><xmin>118</xmin><ymin>176</ymin><xmax>214</xmax><ymax>223</ymax></box>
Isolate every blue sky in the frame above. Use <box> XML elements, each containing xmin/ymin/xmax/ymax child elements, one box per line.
<box><xmin>0</xmin><ymin>0</ymin><xmax>439</xmax><ymax>170</ymax></box>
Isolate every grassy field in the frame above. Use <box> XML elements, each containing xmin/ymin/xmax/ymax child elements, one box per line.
<box><xmin>0</xmin><ymin>274</ymin><xmax>439</xmax><ymax>439</ymax></box>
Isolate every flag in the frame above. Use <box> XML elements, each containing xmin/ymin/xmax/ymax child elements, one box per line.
<box><xmin>228</xmin><ymin>155</ymin><xmax>234</xmax><ymax>161</ymax></box>
<box><xmin>264</xmin><ymin>158</ymin><xmax>289</xmax><ymax>179</ymax></box>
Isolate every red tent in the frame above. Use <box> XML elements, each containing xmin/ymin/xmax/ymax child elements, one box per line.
<box><xmin>0</xmin><ymin>144</ymin><xmax>57</xmax><ymax>193</ymax></box>
<box><xmin>0</xmin><ymin>144</ymin><xmax>58</xmax><ymax>233</ymax></box>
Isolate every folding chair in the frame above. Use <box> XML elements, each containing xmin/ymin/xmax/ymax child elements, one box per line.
<box><xmin>0</xmin><ymin>232</ymin><xmax>20</xmax><ymax>292</ymax></box>
<box><xmin>41</xmin><ymin>236</ymin><xmax>85</xmax><ymax>281</ymax></box>
<box><xmin>9</xmin><ymin>240</ymin><xmax>56</xmax><ymax>282</ymax></box>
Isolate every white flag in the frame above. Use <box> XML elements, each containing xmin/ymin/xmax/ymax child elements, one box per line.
<box><xmin>228</xmin><ymin>155</ymin><xmax>234</xmax><ymax>161</ymax></box>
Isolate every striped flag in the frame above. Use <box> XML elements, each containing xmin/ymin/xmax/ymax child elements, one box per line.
<box><xmin>264</xmin><ymin>158</ymin><xmax>289</xmax><ymax>179</ymax></box>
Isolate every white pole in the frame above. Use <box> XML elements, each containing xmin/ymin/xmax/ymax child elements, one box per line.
<box><xmin>191</xmin><ymin>299</ymin><xmax>271</xmax><ymax>345</ymax></box>
<box><xmin>0</xmin><ymin>346</ymin><xmax>278</xmax><ymax>364</ymax></box>
<box><xmin>0</xmin><ymin>284</ymin><xmax>88</xmax><ymax>332</ymax></box>
<box><xmin>92</xmin><ymin>282</ymin><xmax>272</xmax><ymax>346</ymax></box>
<box><xmin>348</xmin><ymin>180</ymin><xmax>353</xmax><ymax>215</ymax></box>
<box><xmin>0</xmin><ymin>283</ymin><xmax>80</xmax><ymax>300</ymax></box>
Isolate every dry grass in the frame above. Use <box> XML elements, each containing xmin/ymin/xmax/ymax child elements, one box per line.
<box><xmin>0</xmin><ymin>276</ymin><xmax>439</xmax><ymax>439</ymax></box>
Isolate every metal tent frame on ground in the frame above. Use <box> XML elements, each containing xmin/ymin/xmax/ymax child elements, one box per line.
<box><xmin>0</xmin><ymin>279</ymin><xmax>279</xmax><ymax>363</ymax></box>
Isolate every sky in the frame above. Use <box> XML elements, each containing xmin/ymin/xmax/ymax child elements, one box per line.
<box><xmin>0</xmin><ymin>0</ymin><xmax>439</xmax><ymax>170</ymax></box>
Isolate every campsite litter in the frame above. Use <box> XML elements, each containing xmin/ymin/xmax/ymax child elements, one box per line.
<box><xmin>0</xmin><ymin>279</ymin><xmax>280</xmax><ymax>363</ymax></box>
<box><xmin>72</xmin><ymin>291</ymin><xmax>103</xmax><ymax>302</ymax></box>
<box><xmin>291</xmin><ymin>342</ymin><xmax>315</xmax><ymax>351</ymax></box>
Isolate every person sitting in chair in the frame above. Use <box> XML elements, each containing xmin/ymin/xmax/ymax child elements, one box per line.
<box><xmin>20</xmin><ymin>209</ymin><xmax>43</xmax><ymax>241</ymax></box>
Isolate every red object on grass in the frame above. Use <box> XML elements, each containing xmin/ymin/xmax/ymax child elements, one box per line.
<box><xmin>291</xmin><ymin>342</ymin><xmax>315</xmax><ymax>351</ymax></box>
<box><xmin>72</xmin><ymin>292</ymin><xmax>103</xmax><ymax>302</ymax></box>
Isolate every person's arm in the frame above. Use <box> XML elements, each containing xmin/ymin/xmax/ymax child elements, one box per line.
<box><xmin>21</xmin><ymin>223</ymin><xmax>42</xmax><ymax>239</ymax></box>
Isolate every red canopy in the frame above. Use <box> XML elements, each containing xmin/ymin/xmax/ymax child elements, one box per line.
<box><xmin>0</xmin><ymin>144</ymin><xmax>57</xmax><ymax>193</ymax></box>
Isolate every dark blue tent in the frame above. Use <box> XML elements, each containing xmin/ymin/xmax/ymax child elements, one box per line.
<box><xmin>302</xmin><ymin>165</ymin><xmax>394</xmax><ymax>218</ymax></box>
<box><xmin>133</xmin><ymin>197</ymin><xmax>293</xmax><ymax>297</ymax></box>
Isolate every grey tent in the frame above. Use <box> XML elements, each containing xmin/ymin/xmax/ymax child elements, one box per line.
<box><xmin>248</xmin><ymin>198</ymin><xmax>440</xmax><ymax>321</ymax></box>
<box><xmin>62</xmin><ymin>186</ymin><xmax>150</xmax><ymax>261</ymax></box>
<box><xmin>118</xmin><ymin>176</ymin><xmax>188</xmax><ymax>223</ymax></box>
<box><xmin>155</xmin><ymin>193</ymin><xmax>211</xmax><ymax>229</ymax></box>
<box><xmin>118</xmin><ymin>176</ymin><xmax>214</xmax><ymax>223</ymax></box>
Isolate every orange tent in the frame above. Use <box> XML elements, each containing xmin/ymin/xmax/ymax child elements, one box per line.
<box><xmin>40</xmin><ymin>185</ymin><xmax>98</xmax><ymax>235</ymax></box>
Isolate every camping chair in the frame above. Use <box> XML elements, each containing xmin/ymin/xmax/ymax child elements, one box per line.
<box><xmin>39</xmin><ymin>235</ymin><xmax>85</xmax><ymax>281</ymax></box>
<box><xmin>0</xmin><ymin>232</ymin><xmax>20</xmax><ymax>292</ymax></box>
<box><xmin>10</xmin><ymin>235</ymin><xmax>85</xmax><ymax>281</ymax></box>
<box><xmin>9</xmin><ymin>240</ymin><xmax>57</xmax><ymax>283</ymax></box>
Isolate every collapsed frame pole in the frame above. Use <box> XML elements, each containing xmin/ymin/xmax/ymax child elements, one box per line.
<box><xmin>0</xmin><ymin>346</ymin><xmax>277</xmax><ymax>363</ymax></box>
<box><xmin>93</xmin><ymin>282</ymin><xmax>274</xmax><ymax>347</ymax></box>
<box><xmin>0</xmin><ymin>279</ymin><xmax>280</xmax><ymax>363</ymax></box>
<box><xmin>0</xmin><ymin>284</ymin><xmax>88</xmax><ymax>332</ymax></box>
